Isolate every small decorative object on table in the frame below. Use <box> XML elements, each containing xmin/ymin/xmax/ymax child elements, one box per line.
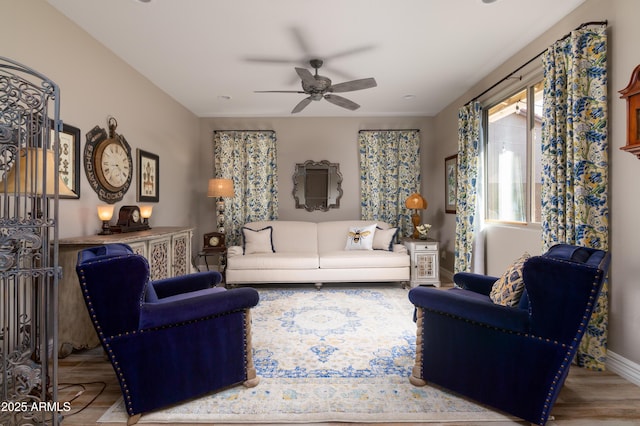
<box><xmin>416</xmin><ymin>223</ymin><xmax>431</xmax><ymax>240</ymax></box>
<box><xmin>198</xmin><ymin>231</ymin><xmax>228</xmax><ymax>281</ymax></box>
<box><xmin>109</xmin><ymin>205</ymin><xmax>150</xmax><ymax>233</ymax></box>
<box><xmin>203</xmin><ymin>231</ymin><xmax>226</xmax><ymax>252</ymax></box>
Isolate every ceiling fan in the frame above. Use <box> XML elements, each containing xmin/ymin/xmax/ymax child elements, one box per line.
<box><xmin>255</xmin><ymin>59</ymin><xmax>377</xmax><ymax>114</ymax></box>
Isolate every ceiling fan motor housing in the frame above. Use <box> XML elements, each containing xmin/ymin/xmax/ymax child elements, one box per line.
<box><xmin>302</xmin><ymin>75</ymin><xmax>332</xmax><ymax>95</ymax></box>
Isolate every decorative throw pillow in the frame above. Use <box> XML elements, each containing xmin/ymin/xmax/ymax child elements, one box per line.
<box><xmin>490</xmin><ymin>252</ymin><xmax>530</xmax><ymax>307</ymax></box>
<box><xmin>345</xmin><ymin>223</ymin><xmax>377</xmax><ymax>251</ymax></box>
<box><xmin>242</xmin><ymin>226</ymin><xmax>275</xmax><ymax>254</ymax></box>
<box><xmin>373</xmin><ymin>227</ymin><xmax>398</xmax><ymax>251</ymax></box>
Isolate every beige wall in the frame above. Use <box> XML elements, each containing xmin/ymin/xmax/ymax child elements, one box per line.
<box><xmin>197</xmin><ymin>116</ymin><xmax>434</xmax><ymax>243</ymax></box>
<box><xmin>2</xmin><ymin>0</ymin><xmax>201</xmax><ymax>239</ymax></box>
<box><xmin>432</xmin><ymin>0</ymin><xmax>640</xmax><ymax>366</ymax></box>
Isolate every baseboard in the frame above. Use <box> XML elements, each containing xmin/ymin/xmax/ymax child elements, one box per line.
<box><xmin>607</xmin><ymin>350</ymin><xmax>640</xmax><ymax>387</ymax></box>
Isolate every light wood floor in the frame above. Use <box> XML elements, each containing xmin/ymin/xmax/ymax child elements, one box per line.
<box><xmin>57</xmin><ymin>346</ymin><xmax>640</xmax><ymax>426</ymax></box>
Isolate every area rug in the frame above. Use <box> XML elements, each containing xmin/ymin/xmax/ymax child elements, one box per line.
<box><xmin>98</xmin><ymin>285</ymin><xmax>516</xmax><ymax>424</ymax></box>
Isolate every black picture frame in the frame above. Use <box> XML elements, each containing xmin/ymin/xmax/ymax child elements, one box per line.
<box><xmin>137</xmin><ymin>149</ymin><xmax>159</xmax><ymax>202</ymax></box>
<box><xmin>54</xmin><ymin>122</ymin><xmax>81</xmax><ymax>199</ymax></box>
<box><xmin>445</xmin><ymin>154</ymin><xmax>457</xmax><ymax>214</ymax></box>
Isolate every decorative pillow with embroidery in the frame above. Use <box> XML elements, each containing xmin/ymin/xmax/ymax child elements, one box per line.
<box><xmin>490</xmin><ymin>252</ymin><xmax>531</xmax><ymax>307</ymax></box>
<box><xmin>242</xmin><ymin>226</ymin><xmax>275</xmax><ymax>254</ymax></box>
<box><xmin>373</xmin><ymin>227</ymin><xmax>398</xmax><ymax>251</ymax></box>
<box><xmin>345</xmin><ymin>223</ymin><xmax>377</xmax><ymax>251</ymax></box>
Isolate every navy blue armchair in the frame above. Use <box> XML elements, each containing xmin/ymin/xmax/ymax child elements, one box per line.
<box><xmin>408</xmin><ymin>244</ymin><xmax>610</xmax><ymax>425</ymax></box>
<box><xmin>75</xmin><ymin>243</ymin><xmax>260</xmax><ymax>421</ymax></box>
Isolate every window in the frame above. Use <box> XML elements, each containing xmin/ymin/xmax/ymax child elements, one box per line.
<box><xmin>485</xmin><ymin>80</ymin><xmax>543</xmax><ymax>224</ymax></box>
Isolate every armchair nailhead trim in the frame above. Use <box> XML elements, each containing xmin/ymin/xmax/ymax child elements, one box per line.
<box><xmin>78</xmin><ymin>260</ymin><xmax>254</xmax><ymax>416</ymax></box>
<box><xmin>537</xmin><ymin>273</ymin><xmax>603</xmax><ymax>426</ymax></box>
<box><xmin>416</xmin><ymin>267</ymin><xmax>605</xmax><ymax>426</ymax></box>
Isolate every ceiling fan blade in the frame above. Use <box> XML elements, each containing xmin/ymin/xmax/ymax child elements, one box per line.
<box><xmin>292</xmin><ymin>97</ymin><xmax>312</xmax><ymax>114</ymax></box>
<box><xmin>324</xmin><ymin>94</ymin><xmax>360</xmax><ymax>111</ymax></box>
<box><xmin>244</xmin><ymin>56</ymin><xmax>298</xmax><ymax>64</ymax></box>
<box><xmin>324</xmin><ymin>45</ymin><xmax>376</xmax><ymax>61</ymax></box>
<box><xmin>295</xmin><ymin>67</ymin><xmax>317</xmax><ymax>87</ymax></box>
<box><xmin>329</xmin><ymin>78</ymin><xmax>377</xmax><ymax>93</ymax></box>
<box><xmin>255</xmin><ymin>90</ymin><xmax>306</xmax><ymax>94</ymax></box>
<box><xmin>291</xmin><ymin>27</ymin><xmax>314</xmax><ymax>57</ymax></box>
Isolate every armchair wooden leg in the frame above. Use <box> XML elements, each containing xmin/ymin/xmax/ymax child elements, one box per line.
<box><xmin>127</xmin><ymin>414</ymin><xmax>141</xmax><ymax>425</ymax></box>
<box><xmin>243</xmin><ymin>309</ymin><xmax>260</xmax><ymax>388</ymax></box>
<box><xmin>409</xmin><ymin>307</ymin><xmax>427</xmax><ymax>387</ymax></box>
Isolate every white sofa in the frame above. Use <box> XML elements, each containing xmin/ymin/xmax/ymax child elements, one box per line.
<box><xmin>226</xmin><ymin>220</ymin><xmax>410</xmax><ymax>288</ymax></box>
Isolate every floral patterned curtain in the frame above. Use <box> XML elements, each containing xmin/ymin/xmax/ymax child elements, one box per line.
<box><xmin>541</xmin><ymin>23</ymin><xmax>608</xmax><ymax>370</ymax></box>
<box><xmin>213</xmin><ymin>130</ymin><xmax>278</xmax><ymax>245</ymax></box>
<box><xmin>455</xmin><ymin>101</ymin><xmax>482</xmax><ymax>273</ymax></box>
<box><xmin>358</xmin><ymin>130</ymin><xmax>420</xmax><ymax>237</ymax></box>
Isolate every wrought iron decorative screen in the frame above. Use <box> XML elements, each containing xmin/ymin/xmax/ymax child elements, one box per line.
<box><xmin>0</xmin><ymin>56</ymin><xmax>61</xmax><ymax>425</ymax></box>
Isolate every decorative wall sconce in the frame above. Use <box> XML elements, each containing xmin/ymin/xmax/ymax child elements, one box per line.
<box><xmin>97</xmin><ymin>204</ymin><xmax>115</xmax><ymax>235</ymax></box>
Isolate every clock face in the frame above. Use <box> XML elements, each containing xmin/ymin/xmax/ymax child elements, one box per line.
<box><xmin>131</xmin><ymin>208</ymin><xmax>140</xmax><ymax>223</ymax></box>
<box><xmin>97</xmin><ymin>142</ymin><xmax>131</xmax><ymax>190</ymax></box>
<box><xmin>203</xmin><ymin>232</ymin><xmax>225</xmax><ymax>251</ymax></box>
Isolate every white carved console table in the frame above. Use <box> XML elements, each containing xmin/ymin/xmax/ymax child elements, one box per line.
<box><xmin>58</xmin><ymin>227</ymin><xmax>193</xmax><ymax>356</ymax></box>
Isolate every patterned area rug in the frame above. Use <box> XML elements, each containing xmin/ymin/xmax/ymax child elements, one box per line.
<box><xmin>99</xmin><ymin>285</ymin><xmax>515</xmax><ymax>423</ymax></box>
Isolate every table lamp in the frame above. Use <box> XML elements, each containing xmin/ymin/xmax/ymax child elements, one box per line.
<box><xmin>405</xmin><ymin>193</ymin><xmax>427</xmax><ymax>239</ymax></box>
<box><xmin>207</xmin><ymin>178</ymin><xmax>234</xmax><ymax>233</ymax></box>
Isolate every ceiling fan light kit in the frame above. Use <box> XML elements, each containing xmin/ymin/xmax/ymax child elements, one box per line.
<box><xmin>256</xmin><ymin>59</ymin><xmax>377</xmax><ymax>114</ymax></box>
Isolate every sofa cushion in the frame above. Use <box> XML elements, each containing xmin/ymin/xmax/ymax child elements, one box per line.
<box><xmin>317</xmin><ymin>220</ymin><xmax>387</xmax><ymax>254</ymax></box>
<box><xmin>242</xmin><ymin>226</ymin><xmax>275</xmax><ymax>254</ymax></box>
<box><xmin>373</xmin><ymin>227</ymin><xmax>398</xmax><ymax>251</ymax></box>
<box><xmin>490</xmin><ymin>252</ymin><xmax>530</xmax><ymax>307</ymax></box>
<box><xmin>320</xmin><ymin>250</ymin><xmax>410</xmax><ymax>269</ymax></box>
<box><xmin>228</xmin><ymin>252</ymin><xmax>319</xmax><ymax>270</ymax></box>
<box><xmin>242</xmin><ymin>221</ymin><xmax>318</xmax><ymax>253</ymax></box>
<box><xmin>345</xmin><ymin>223</ymin><xmax>377</xmax><ymax>250</ymax></box>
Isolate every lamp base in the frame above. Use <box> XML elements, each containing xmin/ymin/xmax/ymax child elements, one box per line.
<box><xmin>98</xmin><ymin>220</ymin><xmax>112</xmax><ymax>235</ymax></box>
<box><xmin>411</xmin><ymin>212</ymin><xmax>421</xmax><ymax>239</ymax></box>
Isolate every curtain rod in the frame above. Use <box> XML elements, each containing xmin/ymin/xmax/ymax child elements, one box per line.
<box><xmin>466</xmin><ymin>20</ymin><xmax>607</xmax><ymax>105</ymax></box>
<box><xmin>359</xmin><ymin>129</ymin><xmax>419</xmax><ymax>133</ymax></box>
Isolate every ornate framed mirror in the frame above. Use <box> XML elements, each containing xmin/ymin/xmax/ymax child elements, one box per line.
<box><xmin>292</xmin><ymin>160</ymin><xmax>343</xmax><ymax>212</ymax></box>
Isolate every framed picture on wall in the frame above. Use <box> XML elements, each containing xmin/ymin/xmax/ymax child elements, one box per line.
<box><xmin>445</xmin><ymin>154</ymin><xmax>457</xmax><ymax>214</ymax></box>
<box><xmin>52</xmin><ymin>122</ymin><xmax>81</xmax><ymax>199</ymax></box>
<box><xmin>137</xmin><ymin>149</ymin><xmax>159</xmax><ymax>202</ymax></box>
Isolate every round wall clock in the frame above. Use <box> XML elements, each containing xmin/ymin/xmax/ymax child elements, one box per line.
<box><xmin>84</xmin><ymin>117</ymin><xmax>133</xmax><ymax>203</ymax></box>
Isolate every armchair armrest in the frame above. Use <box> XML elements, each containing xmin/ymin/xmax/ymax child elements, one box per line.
<box><xmin>151</xmin><ymin>271</ymin><xmax>221</xmax><ymax>299</ymax></box>
<box><xmin>453</xmin><ymin>272</ymin><xmax>499</xmax><ymax>296</ymax></box>
<box><xmin>408</xmin><ymin>287</ymin><xmax>529</xmax><ymax>333</ymax></box>
<box><xmin>523</xmin><ymin>255</ymin><xmax>608</xmax><ymax>342</ymax></box>
<box><xmin>139</xmin><ymin>287</ymin><xmax>260</xmax><ymax>329</ymax></box>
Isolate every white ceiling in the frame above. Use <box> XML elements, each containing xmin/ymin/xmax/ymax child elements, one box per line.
<box><xmin>47</xmin><ymin>0</ymin><xmax>585</xmax><ymax>118</ymax></box>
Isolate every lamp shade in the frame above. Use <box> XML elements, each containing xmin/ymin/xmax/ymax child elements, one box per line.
<box><xmin>97</xmin><ymin>204</ymin><xmax>115</xmax><ymax>221</ymax></box>
<box><xmin>207</xmin><ymin>178</ymin><xmax>234</xmax><ymax>198</ymax></box>
<box><xmin>2</xmin><ymin>147</ymin><xmax>75</xmax><ymax>197</ymax></box>
<box><xmin>405</xmin><ymin>192</ymin><xmax>427</xmax><ymax>210</ymax></box>
<box><xmin>139</xmin><ymin>205</ymin><xmax>153</xmax><ymax>219</ymax></box>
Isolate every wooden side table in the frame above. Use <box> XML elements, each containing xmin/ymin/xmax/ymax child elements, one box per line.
<box><xmin>402</xmin><ymin>238</ymin><xmax>440</xmax><ymax>287</ymax></box>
